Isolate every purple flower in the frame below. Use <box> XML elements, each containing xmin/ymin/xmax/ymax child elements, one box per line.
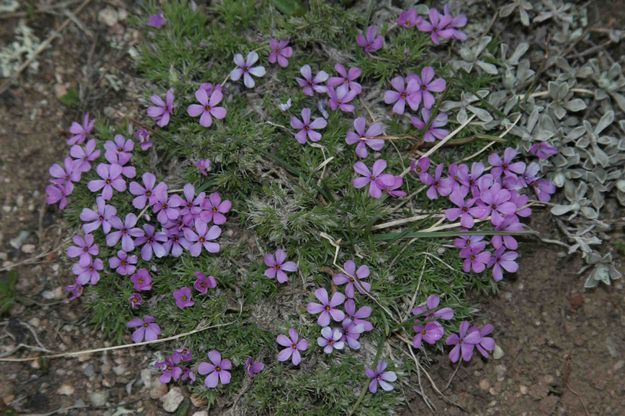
<box><xmin>264</xmin><ymin>249</ymin><xmax>298</xmax><ymax>284</ymax></box>
<box><xmin>104</xmin><ymin>135</ymin><xmax>134</xmax><ymax>164</ymax></box>
<box><xmin>529</xmin><ymin>142</ymin><xmax>558</xmax><ymax>160</ymax></box>
<box><xmin>173</xmin><ymin>348</ymin><xmax>193</xmax><ymax>362</ymax></box>
<box><xmin>446</xmin><ymin>321</ymin><xmax>481</xmax><ymax>363</ymax></box>
<box><xmin>50</xmin><ymin>157</ymin><xmax>81</xmax><ymax>192</ymax></box>
<box><xmin>164</xmin><ymin>226</ymin><xmax>188</xmax><ymax>257</ymax></box>
<box><xmin>72</xmin><ymin>257</ymin><xmax>104</xmax><ymax>285</ymax></box>
<box><xmin>327</xmin><ymin>64</ymin><xmax>362</xmax><ymax>94</ymax></box>
<box><xmin>187</xmin><ymin>86</ymin><xmax>227</xmax><ymax>127</ymax></box>
<box><xmin>134</xmin><ymin>224</ymin><xmax>167</xmax><ymax>260</ymax></box>
<box><xmin>107</xmin><ymin>213</ymin><xmax>142</xmax><ymax>252</ymax></box>
<box><xmin>357</xmin><ymin>26</ymin><xmax>383</xmax><ymax>54</ymax></box>
<box><xmin>174</xmin><ymin>287</ymin><xmax>194</xmax><ymax>309</ymax></box>
<box><xmin>147</xmin><ymin>89</ymin><xmax>175</xmax><ymax>128</ymax></box>
<box><xmin>231</xmin><ymin>51</ymin><xmax>266</xmax><ymax>88</ymax></box>
<box><xmin>445</xmin><ymin>188</ymin><xmax>483</xmax><ymax>228</ymax></box>
<box><xmin>68</xmin><ymin>113</ymin><xmax>94</xmax><ymax>145</ymax></box>
<box><xmin>67</xmin><ymin>233</ymin><xmax>99</xmax><ymax>267</ymax></box>
<box><xmin>88</xmin><ymin>163</ymin><xmax>126</xmax><ymax>200</ymax></box>
<box><xmin>462</xmin><ymin>246</ymin><xmax>491</xmax><ymax>273</ymax></box>
<box><xmin>109</xmin><ymin>250</ymin><xmax>138</xmax><ymax>276</ymax></box>
<box><xmin>412</xmin><ymin>321</ymin><xmax>444</xmax><ymax>348</ymax></box>
<box><xmin>290</xmin><ymin>108</ymin><xmax>327</xmax><ymax>144</ymax></box>
<box><xmin>195</xmin><ymin>159</ymin><xmax>211</xmax><ymax>176</ymax></box>
<box><xmin>200</xmin><ymin>192</ymin><xmax>231</xmax><ymax>225</ymax></box>
<box><xmin>147</xmin><ymin>12</ymin><xmax>166</xmax><ymax>28</ymax></box>
<box><xmin>180</xmin><ymin>367</ymin><xmax>196</xmax><ymax>384</ymax></box>
<box><xmin>532</xmin><ymin>178</ymin><xmax>556</xmax><ymax>202</ymax></box>
<box><xmin>471</xmin><ymin>324</ymin><xmax>496</xmax><ymax>358</ymax></box>
<box><xmin>129</xmin><ymin>293</ymin><xmax>143</xmax><ymax>309</ymax></box>
<box><xmin>317</xmin><ymin>327</ymin><xmax>344</xmax><ymax>354</ymax></box>
<box><xmin>478</xmin><ymin>183</ymin><xmax>516</xmax><ymax>226</ymax></box>
<box><xmin>417</xmin><ymin>8</ymin><xmax>455</xmax><ymax>45</ymax></box>
<box><xmin>127</xmin><ymin>315</ymin><xmax>160</xmax><ymax>343</ymax></box>
<box><xmin>421</xmin><ymin>164</ymin><xmax>452</xmax><ymax>200</ymax></box>
<box><xmin>46</xmin><ymin>182</ymin><xmax>69</xmax><ymax>209</ymax></box>
<box><xmin>383</xmin><ymin>76</ymin><xmax>419</xmax><ymax>114</ymax></box>
<box><xmin>131</xmin><ymin>268</ymin><xmax>153</xmax><ymax>291</ymax></box>
<box><xmin>341</xmin><ymin>319</ymin><xmax>365</xmax><ymax>350</ymax></box>
<box><xmin>104</xmin><ymin>151</ymin><xmax>135</xmax><ymax>179</ymax></box>
<box><xmin>174</xmin><ymin>184</ymin><xmax>205</xmax><ymax>224</ymax></box>
<box><xmin>410</xmin><ymin>157</ymin><xmax>430</xmax><ymax>180</ymax></box>
<box><xmin>397</xmin><ymin>8</ymin><xmax>422</xmax><ymax>28</ymax></box>
<box><xmin>194</xmin><ymin>272</ymin><xmax>217</xmax><ymax>294</ymax></box>
<box><xmin>157</xmin><ymin>356</ymin><xmax>183</xmax><ymax>384</ymax></box>
<box><xmin>409</xmin><ymin>67</ymin><xmax>446</xmax><ymax>109</ymax></box>
<box><xmin>183</xmin><ymin>219</ymin><xmax>221</xmax><ymax>256</ymax></box>
<box><xmin>442</xmin><ymin>5</ymin><xmax>468</xmax><ymax>41</ymax></box>
<box><xmin>491</xmin><ymin>217</ymin><xmax>522</xmax><ymax>250</ymax></box>
<box><xmin>153</xmin><ymin>188</ymin><xmax>182</xmax><ymax>225</ymax></box>
<box><xmin>489</xmin><ymin>247</ymin><xmax>519</xmax><ymax>281</ymax></box>
<box><xmin>306</xmin><ymin>288</ymin><xmax>345</xmax><ymax>326</ymax></box>
<box><xmin>332</xmin><ymin>260</ymin><xmax>371</xmax><ymax>298</ymax></box>
<box><xmin>411</xmin><ymin>109</ymin><xmax>448</xmax><ymax>142</ymax></box>
<box><xmin>295</xmin><ymin>64</ymin><xmax>328</xmax><ymax>96</ymax></box>
<box><xmin>134</xmin><ymin>128</ymin><xmax>152</xmax><ymax>151</ymax></box>
<box><xmin>198</xmin><ymin>350</ymin><xmax>232</xmax><ymax>388</ymax></box>
<box><xmin>352</xmin><ymin>160</ymin><xmax>396</xmax><ymax>199</ymax></box>
<box><xmin>70</xmin><ymin>139</ymin><xmax>100</xmax><ymax>173</ymax></box>
<box><xmin>345</xmin><ymin>117</ymin><xmax>384</xmax><ymax>158</ymax></box>
<box><xmin>344</xmin><ymin>299</ymin><xmax>373</xmax><ymax>332</ymax></box>
<box><xmin>276</xmin><ymin>328</ymin><xmax>308</xmax><ymax>365</ymax></box>
<box><xmin>245</xmin><ymin>357</ymin><xmax>265</xmax><ymax>378</ymax></box>
<box><xmin>488</xmin><ymin>148</ymin><xmax>526</xmax><ymax>179</ymax></box>
<box><xmin>411</xmin><ymin>295</ymin><xmax>455</xmax><ymax>321</ymax></box>
<box><xmin>65</xmin><ymin>283</ymin><xmax>83</xmax><ymax>301</ymax></box>
<box><xmin>268</xmin><ymin>39</ymin><xmax>293</xmax><ymax>68</ymax></box>
<box><xmin>327</xmin><ymin>85</ymin><xmax>357</xmax><ymax>113</ymax></box>
<box><xmin>365</xmin><ymin>361</ymin><xmax>397</xmax><ymax>393</ymax></box>
<box><xmin>129</xmin><ymin>173</ymin><xmax>161</xmax><ymax>210</ymax></box>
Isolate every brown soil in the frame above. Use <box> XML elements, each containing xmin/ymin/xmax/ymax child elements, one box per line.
<box><xmin>0</xmin><ymin>2</ymin><xmax>624</xmax><ymax>416</ymax></box>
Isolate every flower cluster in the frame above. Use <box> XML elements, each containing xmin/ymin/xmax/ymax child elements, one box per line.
<box><xmin>397</xmin><ymin>5</ymin><xmax>467</xmax><ymax>44</ymax></box>
<box><xmin>412</xmin><ymin>146</ymin><xmax>556</xmax><ymax>281</ymax></box>
<box><xmin>156</xmin><ymin>348</ymin><xmax>195</xmax><ymax>384</ymax></box>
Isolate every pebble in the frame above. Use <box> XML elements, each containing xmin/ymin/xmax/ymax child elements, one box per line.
<box><xmin>613</xmin><ymin>360</ymin><xmax>624</xmax><ymax>371</ymax></box>
<box><xmin>192</xmin><ymin>412</ymin><xmax>208</xmax><ymax>416</ymax></box>
<box><xmin>479</xmin><ymin>379</ymin><xmax>490</xmax><ymax>391</ymax></box>
<box><xmin>520</xmin><ymin>385</ymin><xmax>528</xmax><ymax>395</ymax></box>
<box><xmin>495</xmin><ymin>364</ymin><xmax>507</xmax><ymax>381</ymax></box>
<box><xmin>190</xmin><ymin>394</ymin><xmax>207</xmax><ymax>408</ymax></box>
<box><xmin>42</xmin><ymin>287</ymin><xmax>63</xmax><ymax>300</ymax></box>
<box><xmin>150</xmin><ymin>382</ymin><xmax>168</xmax><ymax>400</ymax></box>
<box><xmin>56</xmin><ymin>384</ymin><xmax>75</xmax><ymax>396</ymax></box>
<box><xmin>161</xmin><ymin>387</ymin><xmax>184</xmax><ymax>413</ymax></box>
<box><xmin>493</xmin><ymin>345</ymin><xmax>504</xmax><ymax>360</ymax></box>
<box><xmin>21</xmin><ymin>244</ymin><xmax>35</xmax><ymax>254</ymax></box>
<box><xmin>83</xmin><ymin>363</ymin><xmax>95</xmax><ymax>378</ymax></box>
<box><xmin>9</xmin><ymin>230</ymin><xmax>29</xmax><ymax>249</ymax></box>
<box><xmin>98</xmin><ymin>7</ymin><xmax>119</xmax><ymax>26</ymax></box>
<box><xmin>90</xmin><ymin>391</ymin><xmax>109</xmax><ymax>407</ymax></box>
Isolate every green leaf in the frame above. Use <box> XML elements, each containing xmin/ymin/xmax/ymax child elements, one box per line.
<box><xmin>272</xmin><ymin>0</ymin><xmax>306</xmax><ymax>16</ymax></box>
<box><xmin>0</xmin><ymin>270</ymin><xmax>18</xmax><ymax>316</ymax></box>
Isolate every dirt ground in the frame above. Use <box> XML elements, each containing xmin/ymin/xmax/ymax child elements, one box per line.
<box><xmin>0</xmin><ymin>2</ymin><xmax>624</xmax><ymax>415</ymax></box>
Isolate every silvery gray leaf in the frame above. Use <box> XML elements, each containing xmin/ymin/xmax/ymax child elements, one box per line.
<box><xmin>564</xmin><ymin>98</ymin><xmax>587</xmax><ymax>112</ymax></box>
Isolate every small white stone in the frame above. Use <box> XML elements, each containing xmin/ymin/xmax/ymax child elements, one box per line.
<box><xmin>493</xmin><ymin>345</ymin><xmax>504</xmax><ymax>360</ymax></box>
<box><xmin>161</xmin><ymin>387</ymin><xmax>184</xmax><ymax>413</ymax></box>
<box><xmin>56</xmin><ymin>384</ymin><xmax>75</xmax><ymax>396</ymax></box>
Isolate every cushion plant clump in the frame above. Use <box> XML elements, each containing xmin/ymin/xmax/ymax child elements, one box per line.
<box><xmin>41</xmin><ymin>0</ymin><xmax>620</xmax><ymax>414</ymax></box>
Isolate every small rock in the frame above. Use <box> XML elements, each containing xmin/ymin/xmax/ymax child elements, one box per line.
<box><xmin>56</xmin><ymin>384</ymin><xmax>74</xmax><ymax>396</ymax></box>
<box><xmin>520</xmin><ymin>385</ymin><xmax>528</xmax><ymax>395</ymax></box>
<box><xmin>98</xmin><ymin>7</ymin><xmax>119</xmax><ymax>26</ymax></box>
<box><xmin>150</xmin><ymin>382</ymin><xmax>168</xmax><ymax>400</ymax></box>
<box><xmin>141</xmin><ymin>369</ymin><xmax>153</xmax><ymax>388</ymax></box>
<box><xmin>9</xmin><ymin>231</ymin><xmax>29</xmax><ymax>249</ymax></box>
<box><xmin>90</xmin><ymin>391</ymin><xmax>108</xmax><ymax>407</ymax></box>
<box><xmin>543</xmin><ymin>374</ymin><xmax>555</xmax><ymax>385</ymax></box>
<box><xmin>28</xmin><ymin>317</ymin><xmax>40</xmax><ymax>327</ymax></box>
<box><xmin>161</xmin><ymin>387</ymin><xmax>184</xmax><ymax>413</ymax></box>
<box><xmin>42</xmin><ymin>287</ymin><xmax>63</xmax><ymax>300</ymax></box>
<box><xmin>479</xmin><ymin>379</ymin><xmax>490</xmax><ymax>391</ymax></box>
<box><xmin>54</xmin><ymin>84</ymin><xmax>68</xmax><ymax>100</ymax></box>
<box><xmin>190</xmin><ymin>394</ymin><xmax>207</xmax><ymax>408</ymax></box>
<box><xmin>613</xmin><ymin>360</ymin><xmax>624</xmax><ymax>371</ymax></box>
<box><xmin>21</xmin><ymin>244</ymin><xmax>35</xmax><ymax>254</ymax></box>
<box><xmin>113</xmin><ymin>365</ymin><xmax>127</xmax><ymax>376</ymax></box>
<box><xmin>494</xmin><ymin>364</ymin><xmax>507</xmax><ymax>381</ymax></box>
<box><xmin>192</xmin><ymin>412</ymin><xmax>208</xmax><ymax>416</ymax></box>
<box><xmin>493</xmin><ymin>345</ymin><xmax>504</xmax><ymax>360</ymax></box>
<box><xmin>83</xmin><ymin>363</ymin><xmax>95</xmax><ymax>378</ymax></box>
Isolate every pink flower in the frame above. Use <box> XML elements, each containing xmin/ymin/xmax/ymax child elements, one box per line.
<box><xmin>187</xmin><ymin>86</ymin><xmax>227</xmax><ymax>127</ymax></box>
<box><xmin>352</xmin><ymin>160</ymin><xmax>396</xmax><ymax>199</ymax></box>
<box><xmin>194</xmin><ymin>272</ymin><xmax>217</xmax><ymax>294</ymax></box>
<box><xmin>87</xmin><ymin>163</ymin><xmax>126</xmax><ymax>201</ymax></box>
<box><xmin>230</xmin><ymin>51</ymin><xmax>266</xmax><ymax>88</ymax></box>
<box><xmin>268</xmin><ymin>39</ymin><xmax>293</xmax><ymax>68</ymax></box>
<box><xmin>67</xmin><ymin>113</ymin><xmax>95</xmax><ymax>145</ymax></box>
<box><xmin>357</xmin><ymin>26</ymin><xmax>383</xmax><ymax>53</ymax></box>
<box><xmin>327</xmin><ymin>85</ymin><xmax>357</xmax><ymax>113</ymax></box>
<box><xmin>383</xmin><ymin>76</ymin><xmax>419</xmax><ymax>114</ymax></box>
<box><xmin>127</xmin><ymin>315</ymin><xmax>161</xmax><ymax>343</ymax></box>
<box><xmin>397</xmin><ymin>9</ymin><xmax>423</xmax><ymax>28</ymax></box>
<box><xmin>70</xmin><ymin>139</ymin><xmax>100</xmax><ymax>173</ymax></box>
<box><xmin>409</xmin><ymin>67</ymin><xmax>446</xmax><ymax>109</ymax></box>
<box><xmin>147</xmin><ymin>89</ymin><xmax>175</xmax><ymax>127</ymax></box>
<box><xmin>264</xmin><ymin>249</ymin><xmax>298</xmax><ymax>284</ymax></box>
<box><xmin>332</xmin><ymin>260</ymin><xmax>371</xmax><ymax>298</ymax></box>
<box><xmin>295</xmin><ymin>64</ymin><xmax>328</xmax><ymax>96</ymax></box>
<box><xmin>131</xmin><ymin>268</ymin><xmax>153</xmax><ymax>291</ymax></box>
<box><xmin>327</xmin><ymin>64</ymin><xmax>362</xmax><ymax>94</ymax></box>
<box><xmin>198</xmin><ymin>350</ymin><xmax>232</xmax><ymax>388</ymax></box>
<box><xmin>411</xmin><ymin>109</ymin><xmax>449</xmax><ymax>142</ymax></box>
<box><xmin>317</xmin><ymin>327</ymin><xmax>344</xmax><ymax>354</ymax></box>
<box><xmin>183</xmin><ymin>219</ymin><xmax>221</xmax><ymax>256</ymax></box>
<box><xmin>276</xmin><ymin>328</ymin><xmax>308</xmax><ymax>365</ymax></box>
<box><xmin>290</xmin><ymin>108</ymin><xmax>327</xmax><ymax>144</ymax></box>
<box><xmin>173</xmin><ymin>287</ymin><xmax>194</xmax><ymax>309</ymax></box>
<box><xmin>147</xmin><ymin>12</ymin><xmax>166</xmax><ymax>28</ymax></box>
<box><xmin>200</xmin><ymin>192</ymin><xmax>232</xmax><ymax>225</ymax></box>
<box><xmin>306</xmin><ymin>288</ymin><xmax>345</xmax><ymax>326</ymax></box>
<box><xmin>345</xmin><ymin>117</ymin><xmax>384</xmax><ymax>158</ymax></box>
